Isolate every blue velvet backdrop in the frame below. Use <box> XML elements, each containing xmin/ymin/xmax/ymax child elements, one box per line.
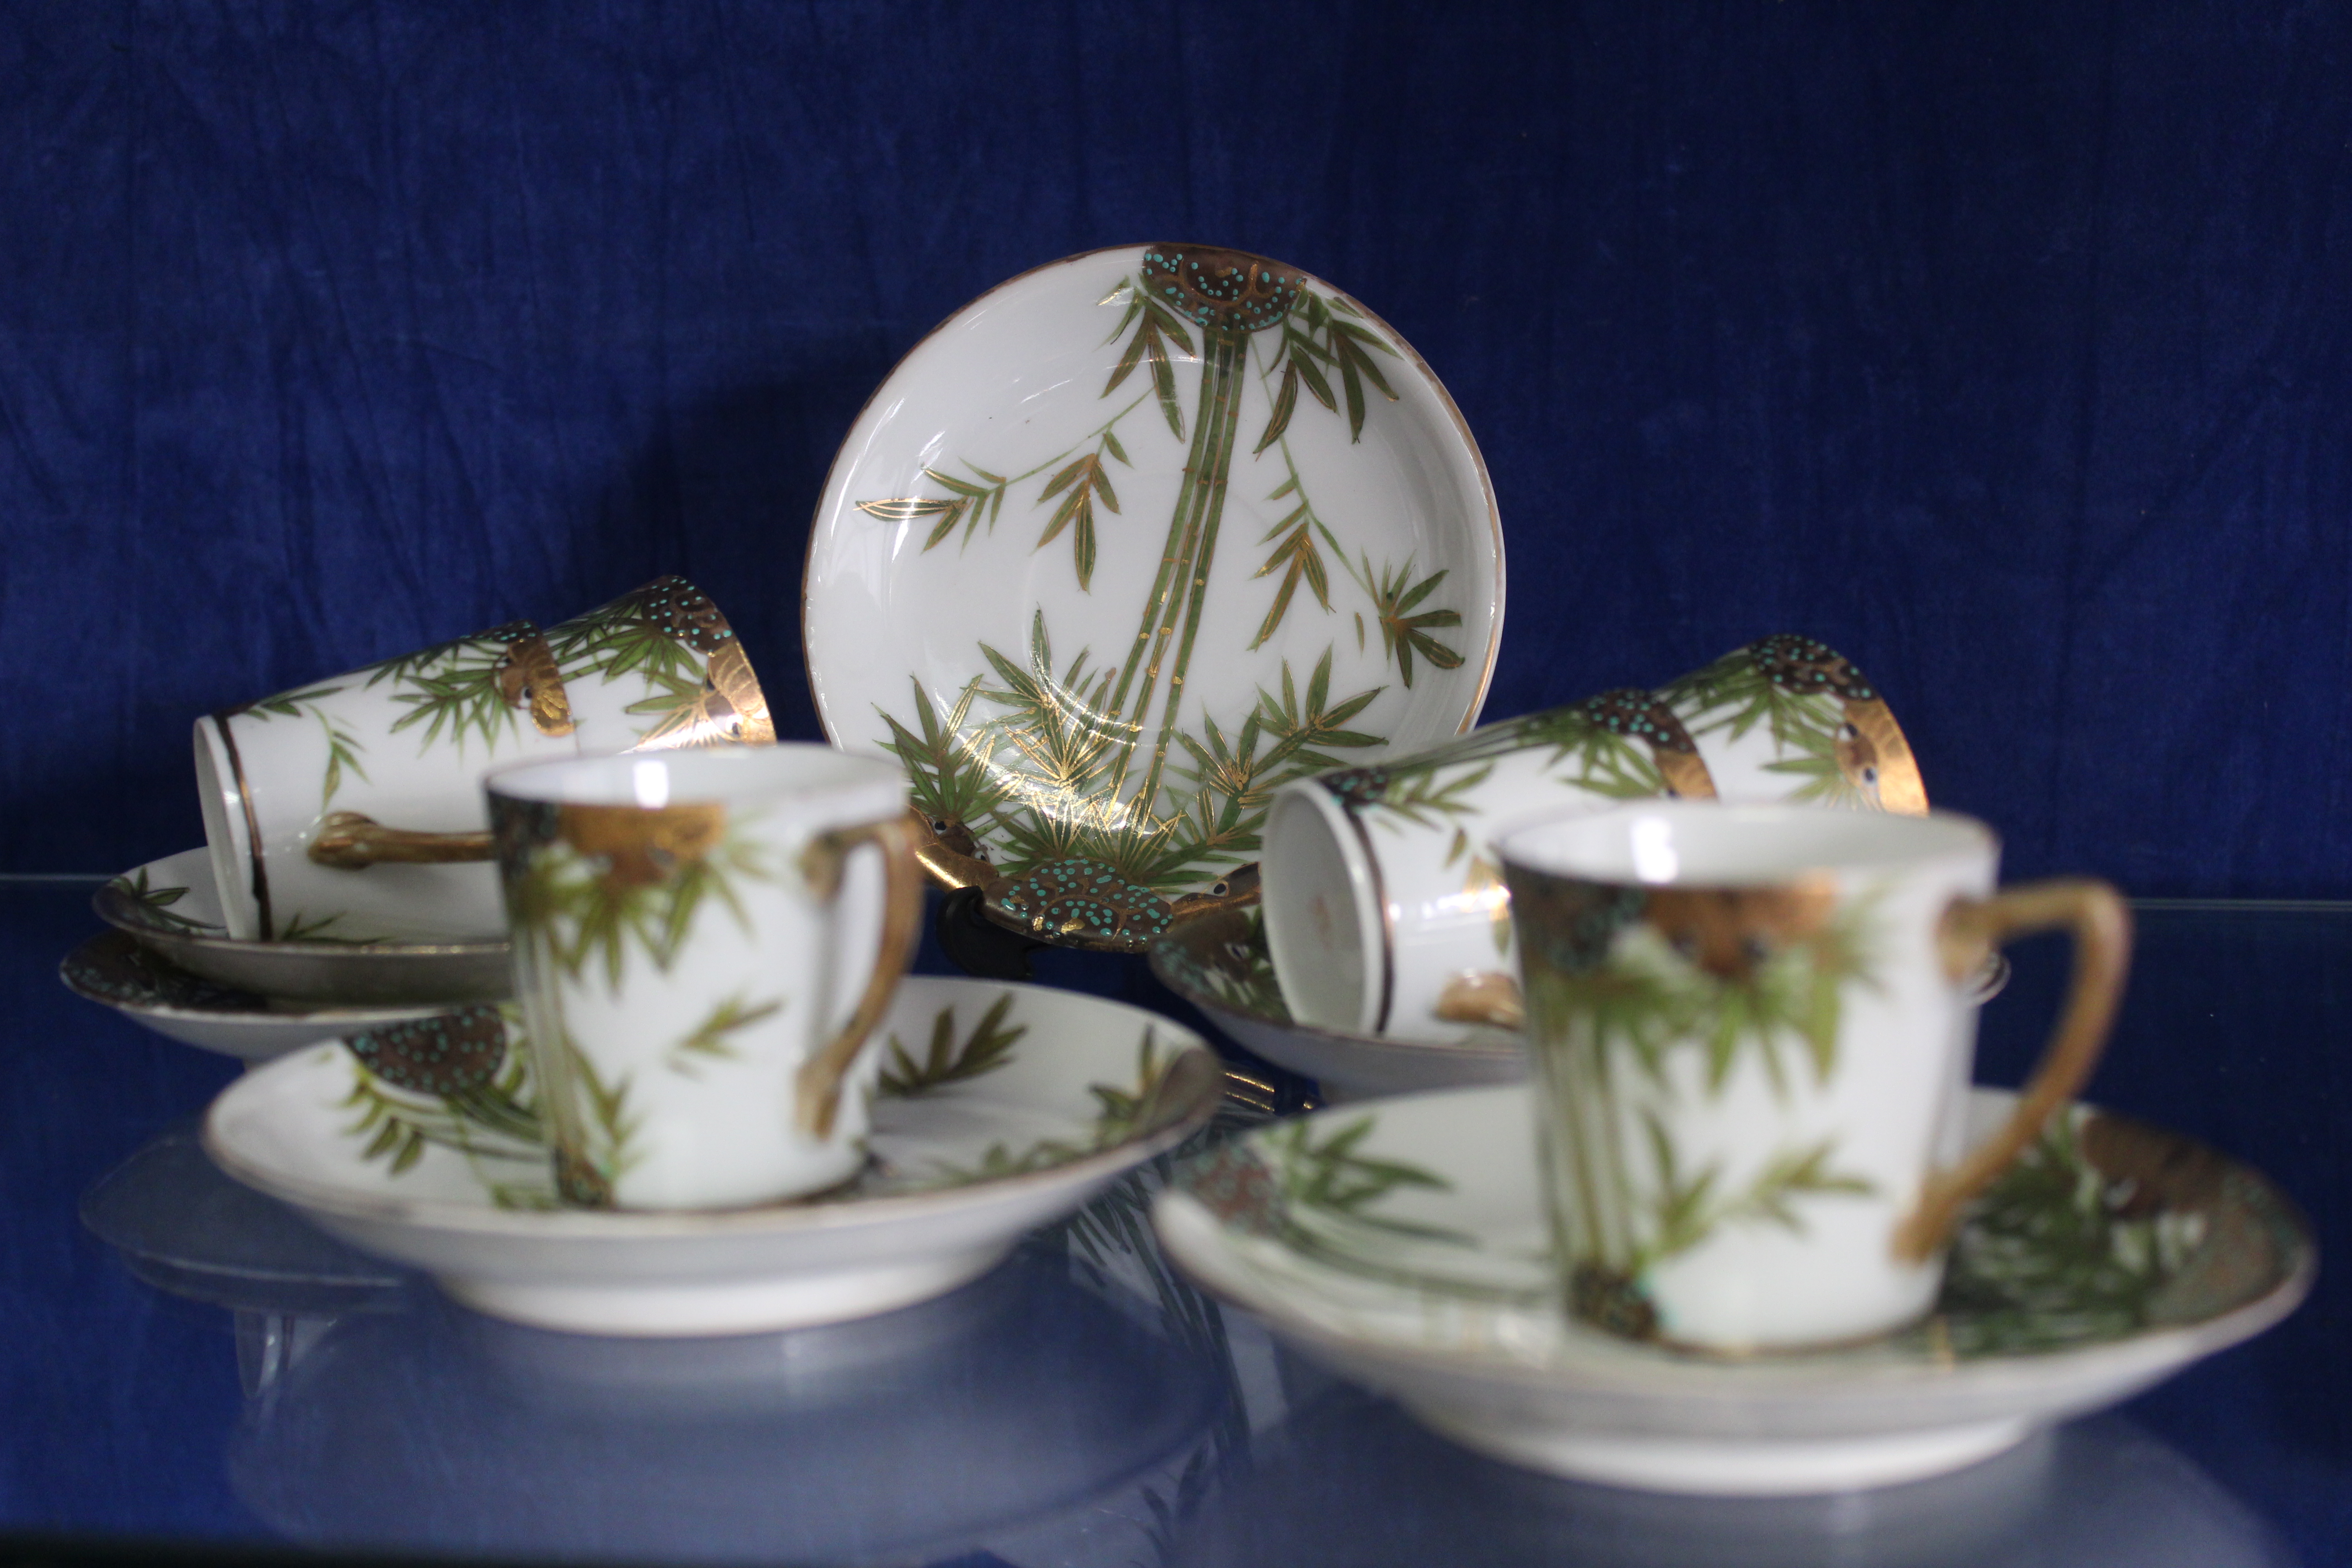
<box><xmin>4</xmin><ymin>2</ymin><xmax>2349</xmax><ymax>893</ymax></box>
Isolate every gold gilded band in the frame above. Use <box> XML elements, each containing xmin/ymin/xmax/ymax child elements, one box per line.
<box><xmin>796</xmin><ymin>813</ymin><xmax>925</xmax><ymax>1137</ymax></box>
<box><xmin>308</xmin><ymin>813</ymin><xmax>497</xmax><ymax>869</ymax></box>
<box><xmin>211</xmin><ymin>712</ymin><xmax>274</xmax><ymax>941</ymax></box>
<box><xmin>1893</xmin><ymin>878</ymin><xmax>2132</xmax><ymax>1262</ymax></box>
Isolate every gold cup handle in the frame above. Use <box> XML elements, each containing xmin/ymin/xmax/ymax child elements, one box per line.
<box><xmin>1435</xmin><ymin>970</ymin><xmax>1526</xmax><ymax>1030</ymax></box>
<box><xmin>794</xmin><ymin>813</ymin><xmax>926</xmax><ymax>1138</ymax></box>
<box><xmin>1892</xmin><ymin>878</ymin><xmax>2133</xmax><ymax>1263</ymax></box>
<box><xmin>308</xmin><ymin>812</ymin><xmax>497</xmax><ymax>868</ymax></box>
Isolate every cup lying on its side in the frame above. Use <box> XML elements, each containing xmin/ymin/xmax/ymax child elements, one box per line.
<box><xmin>1483</xmin><ymin>802</ymin><xmax>2128</xmax><ymax>1352</ymax></box>
<box><xmin>489</xmin><ymin>745</ymin><xmax>924</xmax><ymax>1210</ymax></box>
<box><xmin>195</xmin><ymin>577</ymin><xmax>775</xmax><ymax>945</ymax></box>
<box><xmin>1260</xmin><ymin>636</ymin><xmax>1927</xmax><ymax>1048</ymax></box>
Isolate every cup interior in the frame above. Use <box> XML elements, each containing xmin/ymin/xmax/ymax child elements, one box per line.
<box><xmin>1497</xmin><ymin>802</ymin><xmax>1992</xmax><ymax>888</ymax></box>
<box><xmin>487</xmin><ymin>744</ymin><xmax>900</xmax><ymax>811</ymax></box>
<box><xmin>1261</xmin><ymin>787</ymin><xmax>1384</xmax><ymax>1034</ymax></box>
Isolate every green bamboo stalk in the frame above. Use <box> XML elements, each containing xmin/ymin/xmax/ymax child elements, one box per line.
<box><xmin>1593</xmin><ymin>1038</ymin><xmax>1640</xmax><ymax>1269</ymax></box>
<box><xmin>1103</xmin><ymin>331</ymin><xmax>1243</xmax><ymax>807</ymax></box>
<box><xmin>1134</xmin><ymin>333</ymin><xmax>1248</xmax><ymax>816</ymax></box>
<box><xmin>1099</xmin><ymin>350</ymin><xmax>1220</xmax><ymax>799</ymax></box>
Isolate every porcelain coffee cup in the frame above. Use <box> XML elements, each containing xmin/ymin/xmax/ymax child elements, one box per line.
<box><xmin>1258</xmin><ymin>637</ymin><xmax>1930</xmax><ymax>1048</ymax></box>
<box><xmin>1259</xmin><ymin>688</ymin><xmax>1723</xmax><ymax>1046</ymax></box>
<box><xmin>1490</xmin><ymin>801</ymin><xmax>2129</xmax><ymax>1352</ymax></box>
<box><xmin>196</xmin><ymin>576</ymin><xmax>774</xmax><ymax>945</ymax></box>
<box><xmin>488</xmin><ymin>745</ymin><xmax>923</xmax><ymax>1210</ymax></box>
<box><xmin>1655</xmin><ymin>634</ymin><xmax>1926</xmax><ymax>812</ymax></box>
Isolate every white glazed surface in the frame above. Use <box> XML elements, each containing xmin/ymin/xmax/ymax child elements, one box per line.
<box><xmin>1501</xmin><ymin>805</ymin><xmax>1997</xmax><ymax>1349</ymax></box>
<box><xmin>198</xmin><ymin>580</ymin><xmax>770</xmax><ymax>946</ymax></box>
<box><xmin>1154</xmin><ymin>1083</ymin><xmax>2310</xmax><ymax>1494</ymax></box>
<box><xmin>493</xmin><ymin>747</ymin><xmax>903</xmax><ymax>1210</ymax></box>
<box><xmin>205</xmin><ymin>977</ymin><xmax>1218</xmax><ymax>1336</ymax></box>
<box><xmin>804</xmin><ymin>245</ymin><xmax>1501</xmax><ymax>902</ymax></box>
<box><xmin>198</xmin><ymin>632</ymin><xmax>581</xmax><ymax>943</ymax></box>
<box><xmin>1263</xmin><ymin>748</ymin><xmax>1649</xmax><ymax>1045</ymax></box>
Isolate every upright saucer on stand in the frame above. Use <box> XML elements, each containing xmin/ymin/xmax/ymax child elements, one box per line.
<box><xmin>802</xmin><ymin>244</ymin><xmax>1503</xmax><ymax>965</ymax></box>
<box><xmin>206</xmin><ymin>977</ymin><xmax>1223</xmax><ymax>1336</ymax></box>
<box><xmin>95</xmin><ymin>848</ymin><xmax>509</xmax><ymax>1006</ymax></box>
<box><xmin>1154</xmin><ymin>1083</ymin><xmax>2310</xmax><ymax>1495</ymax></box>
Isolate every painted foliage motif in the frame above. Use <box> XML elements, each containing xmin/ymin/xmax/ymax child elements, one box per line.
<box><xmin>492</xmin><ymin>796</ymin><xmax>781</xmax><ymax>1205</ymax></box>
<box><xmin>545</xmin><ymin>575</ymin><xmax>777</xmax><ymax>750</ymax></box>
<box><xmin>1183</xmin><ymin>1100</ymin><xmax>2280</xmax><ymax>1361</ymax></box>
<box><xmin>1657</xmin><ymin>635</ymin><xmax>1926</xmax><ymax>813</ymax></box>
<box><xmin>333</xmin><ymin>993</ymin><xmax>1188</xmax><ymax>1208</ymax></box>
<box><xmin>860</xmin><ymin>247</ymin><xmax>1477</xmax><ymax>946</ymax></box>
<box><xmin>1318</xmin><ymin>690</ymin><xmax>1719</xmax><ymax>956</ymax></box>
<box><xmin>1505</xmin><ymin>866</ymin><xmax>1880</xmax><ymax>1341</ymax></box>
<box><xmin>225</xmin><ymin>621</ymin><xmax>575</xmax><ymax>817</ymax></box>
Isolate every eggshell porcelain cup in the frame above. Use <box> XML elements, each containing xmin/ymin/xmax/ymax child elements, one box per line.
<box><xmin>1495</xmin><ymin>802</ymin><xmax>2129</xmax><ymax>1353</ymax></box>
<box><xmin>1259</xmin><ymin>688</ymin><xmax>1721</xmax><ymax>1047</ymax></box>
<box><xmin>1258</xmin><ymin>636</ymin><xmax>1932</xmax><ymax>1049</ymax></box>
<box><xmin>1655</xmin><ymin>634</ymin><xmax>1927</xmax><ymax>813</ymax></box>
<box><xmin>195</xmin><ymin>577</ymin><xmax>773</xmax><ymax>945</ymax></box>
<box><xmin>488</xmin><ymin>745</ymin><xmax>923</xmax><ymax>1211</ymax></box>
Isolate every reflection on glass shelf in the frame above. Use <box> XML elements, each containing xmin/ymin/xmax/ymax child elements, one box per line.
<box><xmin>78</xmin><ymin>1121</ymin><xmax>415</xmax><ymax>1315</ymax></box>
<box><xmin>225</xmin><ymin>1250</ymin><xmax>1230</xmax><ymax>1566</ymax></box>
<box><xmin>1171</xmin><ymin>1380</ymin><xmax>2293</xmax><ymax>1568</ymax></box>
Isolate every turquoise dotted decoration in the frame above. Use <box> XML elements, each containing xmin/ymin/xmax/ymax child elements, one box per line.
<box><xmin>1578</xmin><ymin>689</ymin><xmax>1702</xmax><ymax>756</ymax></box>
<box><xmin>1319</xmin><ymin>765</ymin><xmax>1395</xmax><ymax>810</ymax></box>
<box><xmin>1751</xmin><ymin>634</ymin><xmax>1878</xmax><ymax>703</ymax></box>
<box><xmin>1141</xmin><ymin>246</ymin><xmax>1302</xmax><ymax>337</ymax></box>
<box><xmin>634</xmin><ymin>575</ymin><xmax>736</xmax><ymax>656</ymax></box>
<box><xmin>346</xmin><ymin>1006</ymin><xmax>509</xmax><ymax>1098</ymax></box>
<box><xmin>997</xmin><ymin>858</ymin><xmax>1173</xmax><ymax>946</ymax></box>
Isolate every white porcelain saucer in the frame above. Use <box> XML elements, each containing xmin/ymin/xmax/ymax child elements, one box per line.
<box><xmin>207</xmin><ymin>977</ymin><xmax>1221</xmax><ymax>1336</ymax></box>
<box><xmin>1154</xmin><ymin>1083</ymin><xmax>2310</xmax><ymax>1495</ymax></box>
<box><xmin>1152</xmin><ymin>905</ymin><xmax>1522</xmax><ymax>1099</ymax></box>
<box><xmin>805</xmin><ymin>244</ymin><xmax>1502</xmax><ymax>951</ymax></box>
<box><xmin>61</xmin><ymin>931</ymin><xmax>446</xmax><ymax>1062</ymax></box>
<box><xmin>97</xmin><ymin>848</ymin><xmax>510</xmax><ymax>1005</ymax></box>
<box><xmin>1153</xmin><ymin>904</ymin><xmax>2009</xmax><ymax>1102</ymax></box>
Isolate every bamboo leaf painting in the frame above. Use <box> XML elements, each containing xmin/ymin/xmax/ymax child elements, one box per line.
<box><xmin>878</xmin><ymin>994</ymin><xmax>1027</xmax><ymax>1097</ymax></box>
<box><xmin>849</xmin><ymin>249</ymin><xmax>1478</xmax><ymax>926</ymax></box>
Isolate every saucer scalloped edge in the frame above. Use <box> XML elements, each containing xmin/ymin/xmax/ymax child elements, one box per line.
<box><xmin>804</xmin><ymin>243</ymin><xmax>1503</xmax><ymax>951</ymax></box>
<box><xmin>61</xmin><ymin>931</ymin><xmax>447</xmax><ymax>1062</ymax></box>
<box><xmin>98</xmin><ymin>848</ymin><xmax>510</xmax><ymax>1006</ymax></box>
<box><xmin>206</xmin><ymin>976</ymin><xmax>1222</xmax><ymax>1336</ymax></box>
<box><xmin>1153</xmin><ymin>1083</ymin><xmax>2310</xmax><ymax>1494</ymax></box>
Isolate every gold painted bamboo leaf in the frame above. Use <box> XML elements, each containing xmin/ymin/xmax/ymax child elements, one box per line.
<box><xmin>1254</xmin><ymin>364</ymin><xmax>1300</xmax><ymax>455</ymax></box>
<box><xmin>855</xmin><ymin>498</ymin><xmax>959</xmax><ymax>524</ymax></box>
<box><xmin>1374</xmin><ymin>561</ymin><xmax>1466</xmax><ymax>688</ymax></box>
<box><xmin>878</xmin><ymin>995</ymin><xmax>1027</xmax><ymax>1096</ymax></box>
<box><xmin>1144</xmin><ymin>323</ymin><xmax>1183</xmax><ymax>439</ymax></box>
<box><xmin>1247</xmin><ymin>508</ymin><xmax>1333</xmax><ymax>649</ymax></box>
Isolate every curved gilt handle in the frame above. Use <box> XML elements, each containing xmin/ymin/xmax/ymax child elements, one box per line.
<box><xmin>1435</xmin><ymin>970</ymin><xmax>1525</xmax><ymax>1030</ymax></box>
<box><xmin>795</xmin><ymin>813</ymin><xmax>925</xmax><ymax>1138</ymax></box>
<box><xmin>1892</xmin><ymin>878</ymin><xmax>2133</xmax><ymax>1263</ymax></box>
<box><xmin>308</xmin><ymin>812</ymin><xmax>496</xmax><ymax>869</ymax></box>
